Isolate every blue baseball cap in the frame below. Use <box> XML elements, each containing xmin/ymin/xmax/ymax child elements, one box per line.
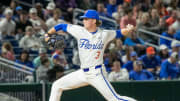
<box><xmin>53</xmin><ymin>54</ymin><xmax>59</xmax><ymax>59</ymax></box>
<box><xmin>16</xmin><ymin>6</ymin><xmax>22</xmax><ymax>11</ymax></box>
<box><xmin>80</xmin><ymin>10</ymin><xmax>100</xmax><ymax>20</ymax></box>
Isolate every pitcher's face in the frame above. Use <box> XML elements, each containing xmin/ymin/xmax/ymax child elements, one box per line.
<box><xmin>83</xmin><ymin>18</ymin><xmax>96</xmax><ymax>29</ymax></box>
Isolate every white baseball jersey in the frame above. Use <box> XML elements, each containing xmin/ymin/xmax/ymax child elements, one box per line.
<box><xmin>66</xmin><ymin>24</ymin><xmax>116</xmax><ymax>68</ymax></box>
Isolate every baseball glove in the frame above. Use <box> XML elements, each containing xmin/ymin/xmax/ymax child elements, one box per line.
<box><xmin>47</xmin><ymin>34</ymin><xmax>66</xmax><ymax>49</ymax></box>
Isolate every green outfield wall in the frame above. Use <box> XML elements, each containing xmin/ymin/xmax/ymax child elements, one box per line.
<box><xmin>0</xmin><ymin>81</ymin><xmax>180</xmax><ymax>101</ymax></box>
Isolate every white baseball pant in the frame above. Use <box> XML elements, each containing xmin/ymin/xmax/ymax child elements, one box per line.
<box><xmin>49</xmin><ymin>65</ymin><xmax>136</xmax><ymax>101</ymax></box>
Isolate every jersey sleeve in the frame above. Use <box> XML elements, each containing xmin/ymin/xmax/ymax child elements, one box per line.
<box><xmin>105</xmin><ymin>30</ymin><xmax>124</xmax><ymax>43</ymax></box>
<box><xmin>54</xmin><ymin>24</ymin><xmax>82</xmax><ymax>39</ymax></box>
<box><xmin>116</xmin><ymin>30</ymin><xmax>124</xmax><ymax>38</ymax></box>
<box><xmin>66</xmin><ymin>24</ymin><xmax>83</xmax><ymax>39</ymax></box>
<box><xmin>54</xmin><ymin>24</ymin><xmax>68</xmax><ymax>32</ymax></box>
<box><xmin>105</xmin><ymin>30</ymin><xmax>116</xmax><ymax>43</ymax></box>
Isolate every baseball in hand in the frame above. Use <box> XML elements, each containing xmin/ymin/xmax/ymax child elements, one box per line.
<box><xmin>126</xmin><ymin>24</ymin><xmax>135</xmax><ymax>32</ymax></box>
<box><xmin>45</xmin><ymin>34</ymin><xmax>50</xmax><ymax>42</ymax></box>
<box><xmin>122</xmin><ymin>24</ymin><xmax>135</xmax><ymax>37</ymax></box>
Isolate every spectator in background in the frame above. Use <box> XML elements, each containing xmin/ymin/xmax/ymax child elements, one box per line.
<box><xmin>46</xmin><ymin>8</ymin><xmax>66</xmax><ymax>30</ymax></box>
<box><xmin>171</xmin><ymin>11</ymin><xmax>180</xmax><ymax>31</ymax></box>
<box><xmin>150</xmin><ymin>8</ymin><xmax>159</xmax><ymax>26</ymax></box>
<box><xmin>137</xmin><ymin>12</ymin><xmax>148</xmax><ymax>26</ymax></box>
<box><xmin>106</xmin><ymin>39</ymin><xmax>124</xmax><ymax>70</ymax></box>
<box><xmin>29</xmin><ymin>8</ymin><xmax>47</xmax><ymax>35</ymax></box>
<box><xmin>0</xmin><ymin>8</ymin><xmax>15</xmax><ymax>37</ymax></box>
<box><xmin>33</xmin><ymin>48</ymin><xmax>53</xmax><ymax>68</ymax></box>
<box><xmin>96</xmin><ymin>3</ymin><xmax>108</xmax><ymax>17</ymax></box>
<box><xmin>158</xmin><ymin>44</ymin><xmax>169</xmax><ymax>62</ymax></box>
<box><xmin>129</xmin><ymin>60</ymin><xmax>154</xmax><ymax>80</ymax></box>
<box><xmin>132</xmin><ymin>4</ymin><xmax>141</xmax><ymax>19</ymax></box>
<box><xmin>106</xmin><ymin>0</ymin><xmax>117</xmax><ymax>17</ymax></box>
<box><xmin>174</xmin><ymin>30</ymin><xmax>180</xmax><ymax>41</ymax></box>
<box><xmin>78</xmin><ymin>0</ymin><xmax>95</xmax><ymax>10</ymax></box>
<box><xmin>103</xmin><ymin>49</ymin><xmax>111</xmax><ymax>71</ymax></box>
<box><xmin>47</xmin><ymin>64</ymin><xmax>64</xmax><ymax>82</ymax></box>
<box><xmin>148</xmin><ymin>18</ymin><xmax>168</xmax><ymax>34</ymax></box>
<box><xmin>120</xmin><ymin>8</ymin><xmax>136</xmax><ymax>29</ymax></box>
<box><xmin>44</xmin><ymin>2</ymin><xmax>56</xmax><ymax>20</ymax></box>
<box><xmin>108</xmin><ymin>60</ymin><xmax>129</xmax><ymax>82</ymax></box>
<box><xmin>9</xmin><ymin>0</ymin><xmax>17</xmax><ymax>14</ymax></box>
<box><xmin>55</xmin><ymin>0</ymin><xmax>77</xmax><ymax>22</ymax></box>
<box><xmin>52</xmin><ymin>54</ymin><xmax>68</xmax><ymax>70</ymax></box>
<box><xmin>161</xmin><ymin>0</ymin><xmax>171</xmax><ymax>7</ymax></box>
<box><xmin>153</xmin><ymin>0</ymin><xmax>168</xmax><ymax>17</ymax></box>
<box><xmin>137</xmin><ymin>12</ymin><xmax>153</xmax><ymax>43</ymax></box>
<box><xmin>35</xmin><ymin>3</ymin><xmax>45</xmax><ymax>20</ymax></box>
<box><xmin>140</xmin><ymin>47</ymin><xmax>161</xmax><ymax>75</ymax></box>
<box><xmin>112</xmin><ymin>4</ymin><xmax>124</xmax><ymax>23</ymax></box>
<box><xmin>1</xmin><ymin>42</ymin><xmax>15</xmax><ymax>61</ymax></box>
<box><xmin>36</xmin><ymin>58</ymin><xmax>51</xmax><ymax>82</ymax></box>
<box><xmin>124</xmin><ymin>29</ymin><xmax>145</xmax><ymax>55</ymax></box>
<box><xmin>51</xmin><ymin>42</ymin><xmax>67</xmax><ymax>69</ymax></box>
<box><xmin>171</xmin><ymin>40</ymin><xmax>180</xmax><ymax>59</ymax></box>
<box><xmin>13</xmin><ymin>6</ymin><xmax>23</xmax><ymax>22</ymax></box>
<box><xmin>19</xmin><ymin>26</ymin><xmax>42</xmax><ymax>50</ymax></box>
<box><xmin>110</xmin><ymin>39</ymin><xmax>125</xmax><ymax>60</ymax></box>
<box><xmin>122</xmin><ymin>46</ymin><xmax>134</xmax><ymax>64</ymax></box>
<box><xmin>160</xmin><ymin>26</ymin><xmax>176</xmax><ymax>49</ymax></box>
<box><xmin>170</xmin><ymin>0</ymin><xmax>179</xmax><ymax>9</ymax></box>
<box><xmin>15</xmin><ymin>50</ymin><xmax>34</xmax><ymax>68</ymax></box>
<box><xmin>123</xmin><ymin>51</ymin><xmax>138</xmax><ymax>72</ymax></box>
<box><xmin>140</xmin><ymin>0</ymin><xmax>152</xmax><ymax>12</ymax></box>
<box><xmin>166</xmin><ymin>10</ymin><xmax>177</xmax><ymax>26</ymax></box>
<box><xmin>135</xmin><ymin>10</ymin><xmax>143</xmax><ymax>27</ymax></box>
<box><xmin>160</xmin><ymin>52</ymin><xmax>180</xmax><ymax>80</ymax></box>
<box><xmin>122</xmin><ymin>0</ymin><xmax>131</xmax><ymax>9</ymax></box>
<box><xmin>108</xmin><ymin>49</ymin><xmax>122</xmax><ymax>68</ymax></box>
<box><xmin>15</xmin><ymin>11</ymin><xmax>32</xmax><ymax>39</ymax></box>
<box><xmin>164</xmin><ymin>6</ymin><xmax>173</xmax><ymax>19</ymax></box>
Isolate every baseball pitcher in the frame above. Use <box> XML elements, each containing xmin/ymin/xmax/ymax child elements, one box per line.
<box><xmin>45</xmin><ymin>10</ymin><xmax>137</xmax><ymax>101</ymax></box>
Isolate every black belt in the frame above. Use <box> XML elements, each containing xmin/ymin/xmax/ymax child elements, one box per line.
<box><xmin>83</xmin><ymin>65</ymin><xmax>102</xmax><ymax>72</ymax></box>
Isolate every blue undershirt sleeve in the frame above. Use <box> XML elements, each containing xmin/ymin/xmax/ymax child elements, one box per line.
<box><xmin>116</xmin><ymin>30</ymin><xmax>124</xmax><ymax>38</ymax></box>
<box><xmin>54</xmin><ymin>24</ymin><xmax>68</xmax><ymax>32</ymax></box>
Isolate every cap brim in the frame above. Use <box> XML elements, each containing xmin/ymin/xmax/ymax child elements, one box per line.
<box><xmin>80</xmin><ymin>16</ymin><xmax>100</xmax><ymax>20</ymax></box>
<box><xmin>80</xmin><ymin>16</ymin><xmax>88</xmax><ymax>19</ymax></box>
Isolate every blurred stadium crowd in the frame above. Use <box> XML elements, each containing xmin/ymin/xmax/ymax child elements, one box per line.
<box><xmin>0</xmin><ymin>0</ymin><xmax>180</xmax><ymax>83</ymax></box>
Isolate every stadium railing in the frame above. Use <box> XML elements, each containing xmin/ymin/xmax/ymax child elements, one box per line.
<box><xmin>14</xmin><ymin>0</ymin><xmax>34</xmax><ymax>7</ymax></box>
<box><xmin>0</xmin><ymin>57</ymin><xmax>35</xmax><ymax>83</ymax></box>
<box><xmin>137</xmin><ymin>28</ymin><xmax>180</xmax><ymax>49</ymax></box>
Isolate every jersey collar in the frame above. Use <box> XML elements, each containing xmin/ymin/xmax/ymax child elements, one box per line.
<box><xmin>90</xmin><ymin>30</ymin><xmax>98</xmax><ymax>35</ymax></box>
